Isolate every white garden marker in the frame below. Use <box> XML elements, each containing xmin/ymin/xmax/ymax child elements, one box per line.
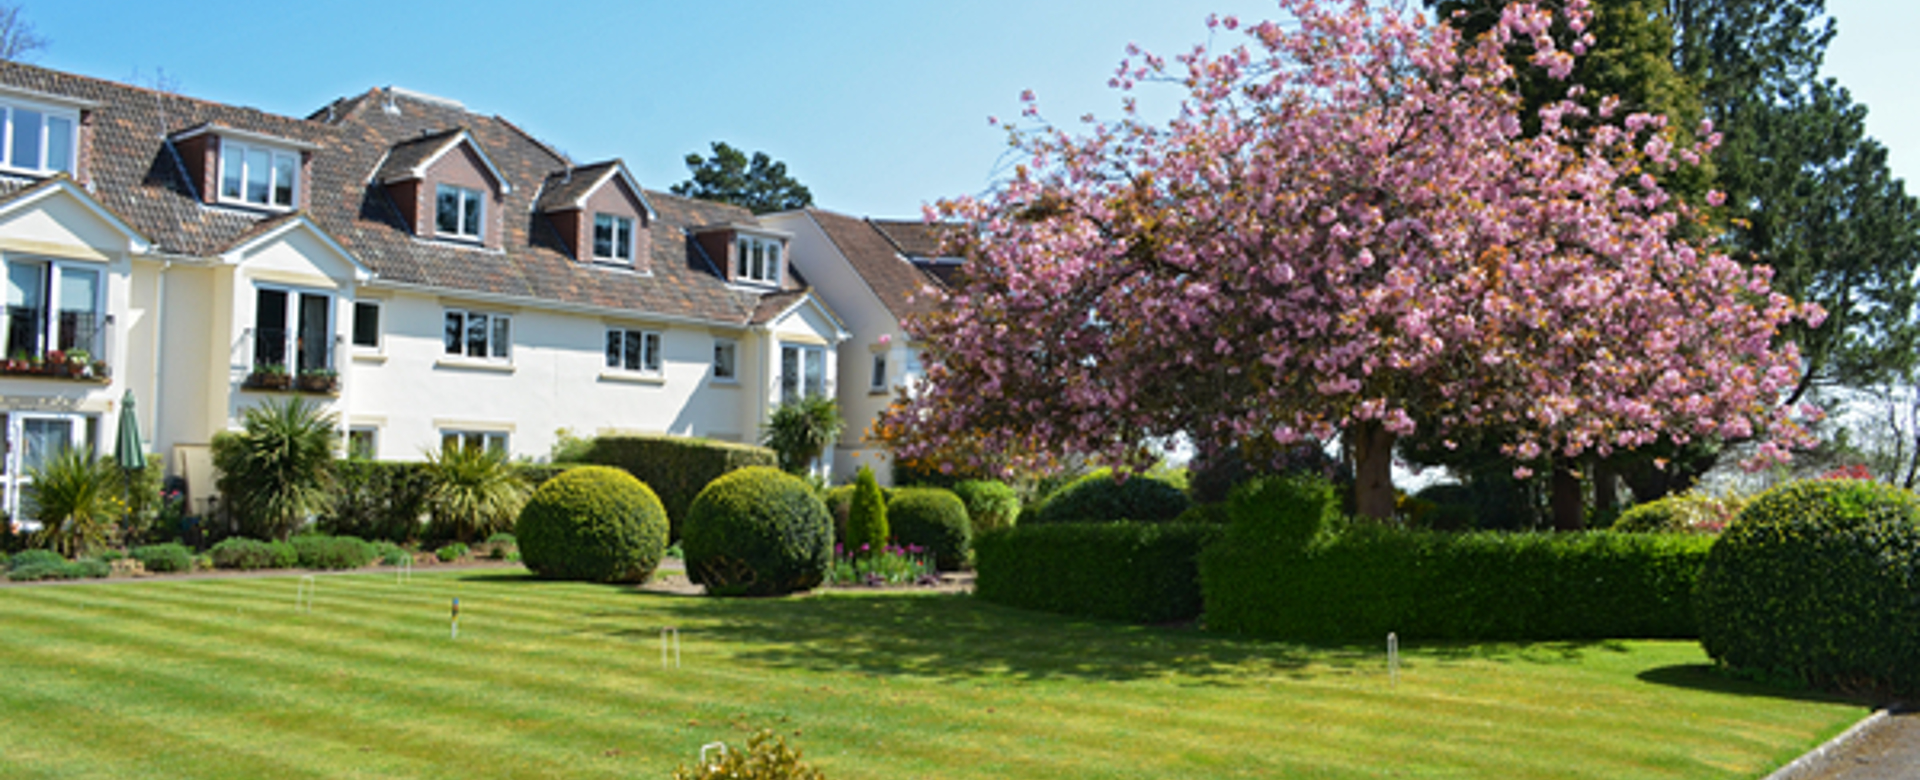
<box><xmin>451</xmin><ymin>597</ymin><xmax>460</xmax><ymax>640</ymax></box>
<box><xmin>295</xmin><ymin>575</ymin><xmax>316</xmax><ymax>613</ymax></box>
<box><xmin>662</xmin><ymin>626</ymin><xmax>681</xmax><ymax>669</ymax></box>
<box><xmin>396</xmin><ymin>555</ymin><xmax>412</xmax><ymax>584</ymax></box>
<box><xmin>700</xmin><ymin>741</ymin><xmax>726</xmax><ymax>769</ymax></box>
<box><xmin>1387</xmin><ymin>632</ymin><xmax>1400</xmax><ymax>689</ymax></box>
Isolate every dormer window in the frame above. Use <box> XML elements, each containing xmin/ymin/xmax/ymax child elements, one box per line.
<box><xmin>436</xmin><ymin>184</ymin><xmax>483</xmax><ymax>240</ymax></box>
<box><xmin>220</xmin><ymin>140</ymin><xmax>299</xmax><ymax>208</ymax></box>
<box><xmin>593</xmin><ymin>213</ymin><xmax>633</xmax><ymax>263</ymax></box>
<box><xmin>735</xmin><ymin>235</ymin><xmax>782</xmax><ymax>285</ymax></box>
<box><xmin>0</xmin><ymin>101</ymin><xmax>77</xmax><ymax>176</ymax></box>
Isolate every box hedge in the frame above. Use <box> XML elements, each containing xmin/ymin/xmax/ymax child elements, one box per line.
<box><xmin>579</xmin><ymin>435</ymin><xmax>776</xmax><ymax>539</ymax></box>
<box><xmin>887</xmin><ymin>487</ymin><xmax>971</xmax><ymax>571</ymax></box>
<box><xmin>682</xmin><ymin>466</ymin><xmax>832</xmax><ymax>597</ymax></box>
<box><xmin>516</xmin><ymin>465</ymin><xmax>670</xmax><ymax>584</ymax></box>
<box><xmin>1199</xmin><ymin>475</ymin><xmax>1712</xmax><ymax>643</ymax></box>
<box><xmin>974</xmin><ymin>522</ymin><xmax>1223</xmax><ymax>624</ymax></box>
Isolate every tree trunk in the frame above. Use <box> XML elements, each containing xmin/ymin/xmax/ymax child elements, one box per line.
<box><xmin>1351</xmin><ymin>422</ymin><xmax>1397</xmax><ymax>521</ymax></box>
<box><xmin>1593</xmin><ymin>457</ymin><xmax>1618</xmax><ymax>514</ymax></box>
<box><xmin>1550</xmin><ymin>459</ymin><xmax>1585</xmax><ymax>531</ymax></box>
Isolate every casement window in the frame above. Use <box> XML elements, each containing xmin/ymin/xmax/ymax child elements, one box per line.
<box><xmin>346</xmin><ymin>427</ymin><xmax>378</xmax><ymax>460</ymax></box>
<box><xmin>351</xmin><ymin>301</ymin><xmax>381</xmax><ymax>349</ymax></box>
<box><xmin>606</xmin><ymin>328</ymin><xmax>661</xmax><ymax>374</ymax></box>
<box><xmin>870</xmin><ymin>352</ymin><xmax>887</xmax><ymax>392</ymax></box>
<box><xmin>441</xmin><ymin>430</ymin><xmax>507</xmax><ymax>455</ymax></box>
<box><xmin>253</xmin><ymin>287</ymin><xmax>333</xmax><ymax>373</ymax></box>
<box><xmin>219</xmin><ymin>140</ymin><xmax>298</xmax><ymax>208</ymax></box>
<box><xmin>593</xmin><ymin>213</ymin><xmax>634</xmax><ymax>263</ymax></box>
<box><xmin>444</xmin><ymin>309</ymin><xmax>510</xmax><ymax>360</ymax></box>
<box><xmin>779</xmin><ymin>344</ymin><xmax>826</xmax><ymax>405</ymax></box>
<box><xmin>712</xmin><ymin>339</ymin><xmax>737</xmax><ymax>382</ymax></box>
<box><xmin>4</xmin><ymin>259</ymin><xmax>101</xmax><ymax>360</ymax></box>
<box><xmin>733</xmin><ymin>235</ymin><xmax>782</xmax><ymax>284</ymax></box>
<box><xmin>435</xmin><ymin>184</ymin><xmax>484</xmax><ymax>240</ymax></box>
<box><xmin>0</xmin><ymin>102</ymin><xmax>76</xmax><ymax>175</ymax></box>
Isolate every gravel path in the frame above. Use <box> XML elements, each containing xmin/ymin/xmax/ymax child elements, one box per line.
<box><xmin>1770</xmin><ymin>709</ymin><xmax>1920</xmax><ymax>780</ymax></box>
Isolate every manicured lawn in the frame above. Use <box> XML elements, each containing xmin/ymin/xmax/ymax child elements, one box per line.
<box><xmin>0</xmin><ymin>570</ymin><xmax>1867</xmax><ymax>779</ymax></box>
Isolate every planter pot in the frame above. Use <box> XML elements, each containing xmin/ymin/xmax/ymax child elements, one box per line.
<box><xmin>296</xmin><ymin>376</ymin><xmax>337</xmax><ymax>394</ymax></box>
<box><xmin>248</xmin><ymin>373</ymin><xmax>292</xmax><ymax>390</ymax></box>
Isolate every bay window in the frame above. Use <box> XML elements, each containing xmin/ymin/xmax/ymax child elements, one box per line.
<box><xmin>779</xmin><ymin>344</ymin><xmax>826</xmax><ymax>405</ymax></box>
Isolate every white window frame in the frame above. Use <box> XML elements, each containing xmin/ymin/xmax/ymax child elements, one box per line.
<box><xmin>870</xmin><ymin>352</ymin><xmax>888</xmax><ymax>392</ymax></box>
<box><xmin>592</xmin><ymin>213</ymin><xmax>635</xmax><ymax>263</ymax></box>
<box><xmin>712</xmin><ymin>339</ymin><xmax>738</xmax><ymax>383</ymax></box>
<box><xmin>733</xmin><ymin>235</ymin><xmax>782</xmax><ymax>285</ymax></box>
<box><xmin>0</xmin><ymin>101</ymin><xmax>78</xmax><ymax>176</ymax></box>
<box><xmin>444</xmin><ymin>309</ymin><xmax>511</xmax><ymax>361</ymax></box>
<box><xmin>435</xmin><ymin>184</ymin><xmax>485</xmax><ymax>240</ymax></box>
<box><xmin>218</xmin><ymin>139</ymin><xmax>299</xmax><ymax>209</ymax></box>
<box><xmin>606</xmin><ymin>327</ymin><xmax>662</xmax><ymax>375</ymax></box>
<box><xmin>350</xmin><ymin>300</ymin><xmax>381</xmax><ymax>351</ymax></box>
<box><xmin>346</xmin><ymin>426</ymin><xmax>378</xmax><ymax>460</ymax></box>
<box><xmin>441</xmin><ymin>430</ymin><xmax>507</xmax><ymax>455</ymax></box>
<box><xmin>779</xmin><ymin>343</ymin><xmax>827</xmax><ymax>406</ymax></box>
<box><xmin>251</xmin><ymin>285</ymin><xmax>334</xmax><ymax>374</ymax></box>
<box><xmin>3</xmin><ymin>256</ymin><xmax>104</xmax><ymax>362</ymax></box>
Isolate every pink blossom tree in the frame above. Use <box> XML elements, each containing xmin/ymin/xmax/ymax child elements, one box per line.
<box><xmin>879</xmin><ymin>0</ymin><xmax>1821</xmax><ymax>525</ymax></box>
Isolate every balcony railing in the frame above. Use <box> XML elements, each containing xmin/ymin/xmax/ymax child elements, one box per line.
<box><xmin>243</xmin><ymin>327</ymin><xmax>338</xmax><ymax>394</ymax></box>
<box><xmin>0</xmin><ymin>308</ymin><xmax>109</xmax><ymax>382</ymax></box>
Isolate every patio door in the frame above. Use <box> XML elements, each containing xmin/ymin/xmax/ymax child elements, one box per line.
<box><xmin>3</xmin><ymin>412</ymin><xmax>86</xmax><ymax>531</ymax></box>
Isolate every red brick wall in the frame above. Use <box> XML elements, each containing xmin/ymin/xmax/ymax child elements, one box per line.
<box><xmin>174</xmin><ymin>134</ymin><xmax>215</xmax><ymax>204</ymax></box>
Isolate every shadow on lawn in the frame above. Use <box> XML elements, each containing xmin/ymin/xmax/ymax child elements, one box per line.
<box><xmin>606</xmin><ymin>592</ymin><xmax>1376</xmax><ymax>684</ymax></box>
<box><xmin>1636</xmin><ymin>664</ymin><xmax>1875</xmax><ymax>707</ymax></box>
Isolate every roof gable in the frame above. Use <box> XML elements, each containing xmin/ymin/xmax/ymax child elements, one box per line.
<box><xmin>536</xmin><ymin>160</ymin><xmax>655</xmax><ymax>218</ymax></box>
<box><xmin>0</xmin><ymin>174</ymin><xmax>152</xmax><ymax>255</ymax></box>
<box><xmin>373</xmin><ymin>127</ymin><xmax>511</xmax><ymax>194</ymax></box>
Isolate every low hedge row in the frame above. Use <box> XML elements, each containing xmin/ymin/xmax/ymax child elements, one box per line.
<box><xmin>974</xmin><ymin>522</ymin><xmax>1223</xmax><ymax>624</ymax></box>
<box><xmin>579</xmin><ymin>435</ymin><xmax>777</xmax><ymax>539</ymax></box>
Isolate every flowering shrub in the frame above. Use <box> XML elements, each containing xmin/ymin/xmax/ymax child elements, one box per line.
<box><xmin>826</xmin><ymin>542</ymin><xmax>936</xmax><ymax>587</ymax></box>
<box><xmin>1612</xmin><ymin>492</ymin><xmax>1746</xmax><ymax>534</ymax></box>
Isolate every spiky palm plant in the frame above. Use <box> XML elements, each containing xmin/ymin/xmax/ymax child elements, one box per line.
<box><xmin>211</xmin><ymin>397</ymin><xmax>339</xmax><ymax>540</ymax></box>
<box><xmin>25</xmin><ymin>446</ymin><xmax>123</xmax><ymax>557</ymax></box>
<box><xmin>424</xmin><ymin>443</ymin><xmax>532</xmax><ymax>543</ymax></box>
<box><xmin>762</xmin><ymin>394</ymin><xmax>843</xmax><ymax>476</ymax></box>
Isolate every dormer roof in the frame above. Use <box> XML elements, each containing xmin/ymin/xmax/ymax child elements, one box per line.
<box><xmin>372</xmin><ymin>127</ymin><xmax>511</xmax><ymax>193</ymax></box>
<box><xmin>535</xmin><ymin>159</ymin><xmax>655</xmax><ymax>218</ymax></box>
<box><xmin>170</xmin><ymin>122</ymin><xmax>321</xmax><ymax>152</ymax></box>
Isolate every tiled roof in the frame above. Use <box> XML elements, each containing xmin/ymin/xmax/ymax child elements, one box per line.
<box><xmin>534</xmin><ymin>160</ymin><xmax>618</xmax><ymax>213</ymax></box>
<box><xmin>802</xmin><ymin>208</ymin><xmax>948</xmax><ymax>322</ymax></box>
<box><xmin>0</xmin><ymin>62</ymin><xmax>795</xmax><ymax>328</ymax></box>
<box><xmin>868</xmin><ymin>218</ymin><xmax>953</xmax><ymax>258</ymax></box>
<box><xmin>373</xmin><ymin>127</ymin><xmax>465</xmax><ymax>183</ymax></box>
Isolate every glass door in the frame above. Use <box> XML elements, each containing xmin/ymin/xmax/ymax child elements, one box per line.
<box><xmin>5</xmin><ymin>412</ymin><xmax>85</xmax><ymax>530</ymax></box>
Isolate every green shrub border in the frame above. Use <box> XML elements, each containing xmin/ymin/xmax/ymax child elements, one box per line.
<box><xmin>974</xmin><ymin>522</ymin><xmax>1222</xmax><ymax>624</ymax></box>
<box><xmin>580</xmin><ymin>435</ymin><xmax>776</xmax><ymax>539</ymax></box>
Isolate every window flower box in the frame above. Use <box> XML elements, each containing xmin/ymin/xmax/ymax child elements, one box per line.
<box><xmin>295</xmin><ymin>369</ymin><xmax>338</xmax><ymax>394</ymax></box>
<box><xmin>245</xmin><ymin>365</ymin><xmax>292</xmax><ymax>390</ymax></box>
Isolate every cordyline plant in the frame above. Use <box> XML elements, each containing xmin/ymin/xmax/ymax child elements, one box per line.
<box><xmin>878</xmin><ymin>0</ymin><xmax>1822</xmax><ymax>524</ymax></box>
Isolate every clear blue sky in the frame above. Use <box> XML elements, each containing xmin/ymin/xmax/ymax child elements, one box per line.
<box><xmin>23</xmin><ymin>0</ymin><xmax>1920</xmax><ymax>218</ymax></box>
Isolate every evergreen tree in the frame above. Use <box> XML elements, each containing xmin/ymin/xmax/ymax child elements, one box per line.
<box><xmin>670</xmin><ymin>142</ymin><xmax>813</xmax><ymax>214</ymax></box>
<box><xmin>846</xmin><ymin>465</ymin><xmax>888</xmax><ymax>556</ymax></box>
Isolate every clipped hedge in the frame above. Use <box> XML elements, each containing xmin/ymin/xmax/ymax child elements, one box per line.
<box><xmin>516</xmin><ymin>466</ymin><xmax>669</xmax><ymax>583</ymax></box>
<box><xmin>682</xmin><ymin>466</ymin><xmax>832</xmax><ymax>597</ymax></box>
<box><xmin>290</xmin><ymin>534</ymin><xmax>377</xmax><ymax>570</ymax></box>
<box><xmin>1696</xmin><ymin>479</ymin><xmax>1920</xmax><ymax>696</ymax></box>
<box><xmin>975</xmin><ymin>522</ymin><xmax>1223</xmax><ymax>624</ymax></box>
<box><xmin>580</xmin><ymin>435</ymin><xmax>777</xmax><ymax>539</ymax></box>
<box><xmin>1200</xmin><ymin>476</ymin><xmax>1712</xmax><ymax>642</ymax></box>
<box><xmin>887</xmin><ymin>487</ymin><xmax>971</xmax><ymax>571</ymax></box>
<box><xmin>209</xmin><ymin>538</ymin><xmax>298</xmax><ymax>571</ymax></box>
<box><xmin>1026</xmin><ymin>469</ymin><xmax>1190</xmax><ymax>525</ymax></box>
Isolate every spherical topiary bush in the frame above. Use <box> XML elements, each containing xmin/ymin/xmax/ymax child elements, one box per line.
<box><xmin>1695</xmin><ymin>479</ymin><xmax>1920</xmax><ymax>697</ymax></box>
<box><xmin>887</xmin><ymin>487</ymin><xmax>972</xmax><ymax>570</ymax></box>
<box><xmin>1027</xmin><ymin>469</ymin><xmax>1190</xmax><ymax>525</ymax></box>
<box><xmin>682</xmin><ymin>466</ymin><xmax>833</xmax><ymax>596</ymax></box>
<box><xmin>516</xmin><ymin>465</ymin><xmax>669</xmax><ymax>583</ymax></box>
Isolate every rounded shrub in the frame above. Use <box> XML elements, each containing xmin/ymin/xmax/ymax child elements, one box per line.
<box><xmin>681</xmin><ymin>466</ymin><xmax>832</xmax><ymax>596</ymax></box>
<box><xmin>887</xmin><ymin>488</ymin><xmax>972</xmax><ymax>571</ymax></box>
<box><xmin>209</xmin><ymin>538</ymin><xmax>297</xmax><ymax>570</ymax></box>
<box><xmin>516</xmin><ymin>465</ymin><xmax>669</xmax><ymax>583</ymax></box>
<box><xmin>131</xmin><ymin>543</ymin><xmax>194</xmax><ymax>573</ymax></box>
<box><xmin>435</xmin><ymin>542</ymin><xmax>469</xmax><ymax>563</ymax></box>
<box><xmin>291</xmin><ymin>534</ymin><xmax>377</xmax><ymax>570</ymax></box>
<box><xmin>953</xmin><ymin>480</ymin><xmax>1020</xmax><ymax>534</ymax></box>
<box><xmin>1615</xmin><ymin>493</ymin><xmax>1744</xmax><ymax>534</ymax></box>
<box><xmin>1695</xmin><ymin>479</ymin><xmax>1920</xmax><ymax>696</ymax></box>
<box><xmin>1027</xmin><ymin>469</ymin><xmax>1190</xmax><ymax>525</ymax></box>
